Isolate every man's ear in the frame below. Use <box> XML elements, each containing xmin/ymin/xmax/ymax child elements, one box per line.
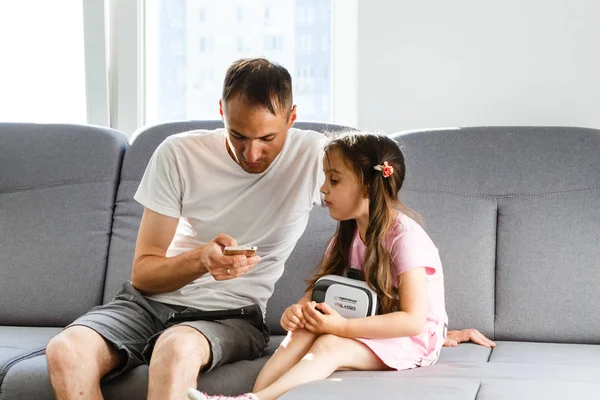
<box><xmin>219</xmin><ymin>99</ymin><xmax>224</xmax><ymax>121</ymax></box>
<box><xmin>288</xmin><ymin>105</ymin><xmax>297</xmax><ymax>127</ymax></box>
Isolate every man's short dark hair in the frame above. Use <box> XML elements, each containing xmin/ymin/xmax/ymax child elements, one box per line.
<box><xmin>222</xmin><ymin>58</ymin><xmax>293</xmax><ymax>116</ymax></box>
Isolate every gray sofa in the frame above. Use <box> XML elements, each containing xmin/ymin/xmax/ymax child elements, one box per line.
<box><xmin>1</xmin><ymin>122</ymin><xmax>599</xmax><ymax>399</ymax></box>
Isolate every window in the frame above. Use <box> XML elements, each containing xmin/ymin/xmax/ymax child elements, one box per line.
<box><xmin>297</xmin><ymin>66</ymin><xmax>315</xmax><ymax>79</ymax></box>
<box><xmin>295</xmin><ymin>94</ymin><xmax>316</xmax><ymax>115</ymax></box>
<box><xmin>0</xmin><ymin>0</ymin><xmax>357</xmax><ymax>133</ymax></box>
<box><xmin>0</xmin><ymin>1</ymin><xmax>87</xmax><ymax>123</ymax></box>
<box><xmin>321</xmin><ymin>36</ymin><xmax>329</xmax><ymax>52</ymax></box>
<box><xmin>298</xmin><ymin>7</ymin><xmax>307</xmax><ymax>24</ymax></box>
<box><xmin>321</xmin><ymin>94</ymin><xmax>330</xmax><ymax>112</ymax></box>
<box><xmin>307</xmin><ymin>7</ymin><xmax>316</xmax><ymax>24</ymax></box>
<box><xmin>144</xmin><ymin>0</ymin><xmax>334</xmax><ymax>124</ymax></box>
<box><xmin>193</xmin><ymin>67</ymin><xmax>214</xmax><ymax>90</ymax></box>
<box><xmin>296</xmin><ymin>66</ymin><xmax>316</xmax><ymax>91</ymax></box>
<box><xmin>237</xmin><ymin>37</ymin><xmax>250</xmax><ymax>52</ymax></box>
<box><xmin>299</xmin><ymin>35</ymin><xmax>315</xmax><ymax>53</ymax></box>
<box><xmin>263</xmin><ymin>6</ymin><xmax>272</xmax><ymax>26</ymax></box>
<box><xmin>199</xmin><ymin>37</ymin><xmax>214</xmax><ymax>52</ymax></box>
<box><xmin>264</xmin><ymin>35</ymin><xmax>283</xmax><ymax>52</ymax></box>
<box><xmin>298</xmin><ymin>6</ymin><xmax>316</xmax><ymax>25</ymax></box>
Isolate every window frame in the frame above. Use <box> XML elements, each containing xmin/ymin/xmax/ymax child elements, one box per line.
<box><xmin>83</xmin><ymin>0</ymin><xmax>110</xmax><ymax>127</ymax></box>
<box><xmin>84</xmin><ymin>0</ymin><xmax>358</xmax><ymax>135</ymax></box>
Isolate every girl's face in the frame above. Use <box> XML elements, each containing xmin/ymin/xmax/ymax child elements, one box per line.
<box><xmin>320</xmin><ymin>149</ymin><xmax>369</xmax><ymax>222</ymax></box>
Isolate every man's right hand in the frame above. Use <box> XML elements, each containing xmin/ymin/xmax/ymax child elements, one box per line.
<box><xmin>281</xmin><ymin>303</ymin><xmax>305</xmax><ymax>331</ymax></box>
<box><xmin>200</xmin><ymin>233</ymin><xmax>261</xmax><ymax>281</ymax></box>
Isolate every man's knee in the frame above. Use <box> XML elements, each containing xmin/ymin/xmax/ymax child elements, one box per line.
<box><xmin>152</xmin><ymin>326</ymin><xmax>211</xmax><ymax>368</ymax></box>
<box><xmin>47</xmin><ymin>326</ymin><xmax>113</xmax><ymax>372</ymax></box>
<box><xmin>46</xmin><ymin>337</ymin><xmax>70</xmax><ymax>372</ymax></box>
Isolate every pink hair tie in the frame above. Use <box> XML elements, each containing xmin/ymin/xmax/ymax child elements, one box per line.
<box><xmin>374</xmin><ymin>161</ymin><xmax>394</xmax><ymax>178</ymax></box>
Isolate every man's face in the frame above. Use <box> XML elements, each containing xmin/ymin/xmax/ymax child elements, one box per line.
<box><xmin>220</xmin><ymin>96</ymin><xmax>296</xmax><ymax>174</ymax></box>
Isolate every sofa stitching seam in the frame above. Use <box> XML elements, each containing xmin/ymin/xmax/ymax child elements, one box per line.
<box><xmin>474</xmin><ymin>380</ymin><xmax>482</xmax><ymax>399</ymax></box>
<box><xmin>0</xmin><ymin>179</ymin><xmax>117</xmax><ymax>195</ymax></box>
<box><xmin>117</xmin><ymin>178</ymin><xmax>142</xmax><ymax>183</ymax></box>
<box><xmin>100</xmin><ymin>148</ymin><xmax>127</xmax><ymax>304</ymax></box>
<box><xmin>405</xmin><ymin>186</ymin><xmax>600</xmax><ymax>200</ymax></box>
<box><xmin>0</xmin><ymin>347</ymin><xmax>46</xmax><ymax>388</ymax></box>
<box><xmin>493</xmin><ymin>200</ymin><xmax>498</xmax><ymax>344</ymax></box>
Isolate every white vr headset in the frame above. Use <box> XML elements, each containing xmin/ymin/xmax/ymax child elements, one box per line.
<box><xmin>311</xmin><ymin>274</ymin><xmax>379</xmax><ymax>319</ymax></box>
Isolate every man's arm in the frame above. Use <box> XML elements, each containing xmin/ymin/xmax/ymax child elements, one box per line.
<box><xmin>131</xmin><ymin>208</ymin><xmax>206</xmax><ymax>295</ymax></box>
<box><xmin>131</xmin><ymin>208</ymin><xmax>260</xmax><ymax>295</ymax></box>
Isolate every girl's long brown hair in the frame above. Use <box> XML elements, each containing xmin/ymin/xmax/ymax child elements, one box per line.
<box><xmin>307</xmin><ymin>132</ymin><xmax>416</xmax><ymax>314</ymax></box>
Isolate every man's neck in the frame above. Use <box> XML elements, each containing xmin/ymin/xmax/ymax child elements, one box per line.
<box><xmin>225</xmin><ymin>137</ymin><xmax>240</xmax><ymax>166</ymax></box>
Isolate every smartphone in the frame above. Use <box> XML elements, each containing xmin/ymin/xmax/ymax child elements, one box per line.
<box><xmin>223</xmin><ymin>246</ymin><xmax>258</xmax><ymax>256</ymax></box>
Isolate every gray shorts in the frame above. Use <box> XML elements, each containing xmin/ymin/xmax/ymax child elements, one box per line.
<box><xmin>68</xmin><ymin>281</ymin><xmax>269</xmax><ymax>380</ymax></box>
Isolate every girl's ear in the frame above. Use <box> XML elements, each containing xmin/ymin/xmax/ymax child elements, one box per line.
<box><xmin>364</xmin><ymin>185</ymin><xmax>370</xmax><ymax>198</ymax></box>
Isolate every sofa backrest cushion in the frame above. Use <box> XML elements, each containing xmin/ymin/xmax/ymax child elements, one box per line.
<box><xmin>0</xmin><ymin>123</ymin><xmax>127</xmax><ymax>326</ymax></box>
<box><xmin>393</xmin><ymin>127</ymin><xmax>600</xmax><ymax>343</ymax></box>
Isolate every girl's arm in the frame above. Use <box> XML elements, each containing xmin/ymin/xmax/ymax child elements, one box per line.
<box><xmin>341</xmin><ymin>267</ymin><xmax>428</xmax><ymax>339</ymax></box>
<box><xmin>304</xmin><ymin>267</ymin><xmax>428</xmax><ymax>339</ymax></box>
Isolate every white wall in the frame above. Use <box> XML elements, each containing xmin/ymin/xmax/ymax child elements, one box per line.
<box><xmin>357</xmin><ymin>0</ymin><xmax>600</xmax><ymax>133</ymax></box>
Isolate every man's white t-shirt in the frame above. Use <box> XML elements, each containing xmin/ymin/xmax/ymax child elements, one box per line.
<box><xmin>133</xmin><ymin>128</ymin><xmax>325</xmax><ymax>315</ymax></box>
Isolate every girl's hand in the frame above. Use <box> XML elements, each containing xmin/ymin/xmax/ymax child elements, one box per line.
<box><xmin>280</xmin><ymin>303</ymin><xmax>305</xmax><ymax>331</ymax></box>
<box><xmin>302</xmin><ymin>301</ymin><xmax>347</xmax><ymax>336</ymax></box>
<box><xmin>444</xmin><ymin>329</ymin><xmax>496</xmax><ymax>348</ymax></box>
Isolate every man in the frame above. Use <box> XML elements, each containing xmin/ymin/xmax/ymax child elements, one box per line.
<box><xmin>46</xmin><ymin>58</ymin><xmax>491</xmax><ymax>400</ymax></box>
<box><xmin>46</xmin><ymin>57</ymin><xmax>324</xmax><ymax>400</ymax></box>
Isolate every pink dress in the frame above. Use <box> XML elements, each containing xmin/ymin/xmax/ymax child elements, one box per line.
<box><xmin>326</xmin><ymin>213</ymin><xmax>448</xmax><ymax>371</ymax></box>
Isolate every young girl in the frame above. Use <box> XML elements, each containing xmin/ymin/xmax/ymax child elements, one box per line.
<box><xmin>188</xmin><ymin>132</ymin><xmax>448</xmax><ymax>400</ymax></box>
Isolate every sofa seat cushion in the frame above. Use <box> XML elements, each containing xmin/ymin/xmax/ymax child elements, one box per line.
<box><xmin>0</xmin><ymin>355</ymin><xmax>54</xmax><ymax>400</ymax></box>
<box><xmin>4</xmin><ymin>340</ymin><xmax>600</xmax><ymax>399</ymax></box>
<box><xmin>0</xmin><ymin>327</ymin><xmax>61</xmax><ymax>389</ymax></box>
<box><xmin>0</xmin><ymin>334</ymin><xmax>286</xmax><ymax>400</ymax></box>
<box><xmin>279</xmin><ymin>376</ymin><xmax>600</xmax><ymax>400</ymax></box>
<box><xmin>103</xmin><ymin>357</ymin><xmax>270</xmax><ymax>399</ymax></box>
<box><xmin>488</xmin><ymin>341</ymin><xmax>600</xmax><ymax>366</ymax></box>
<box><xmin>102</xmin><ymin>337</ymin><xmax>293</xmax><ymax>399</ymax></box>
<box><xmin>475</xmin><ymin>379</ymin><xmax>600</xmax><ymax>399</ymax></box>
<box><xmin>280</xmin><ymin>342</ymin><xmax>600</xmax><ymax>399</ymax></box>
<box><xmin>401</xmin><ymin>341</ymin><xmax>600</xmax><ymax>381</ymax></box>
<box><xmin>280</xmin><ymin>376</ymin><xmax>482</xmax><ymax>399</ymax></box>
<box><xmin>1</xmin><ymin>354</ymin><xmax>270</xmax><ymax>400</ymax></box>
